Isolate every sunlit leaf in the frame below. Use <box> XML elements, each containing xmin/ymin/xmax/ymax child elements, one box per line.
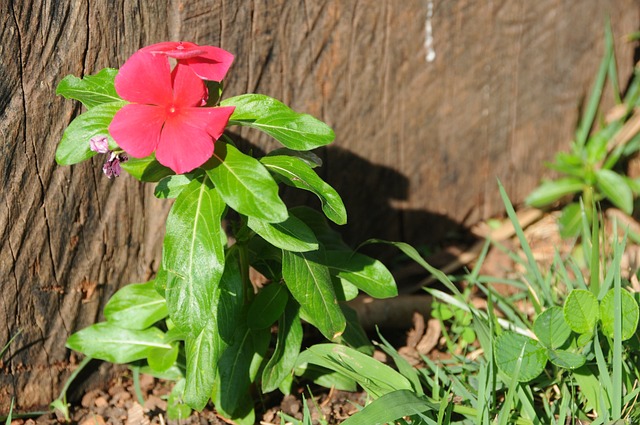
<box><xmin>222</xmin><ymin>94</ymin><xmax>334</xmax><ymax>150</ymax></box>
<box><xmin>205</xmin><ymin>141</ymin><xmax>287</xmax><ymax>222</ymax></box>
<box><xmin>56</xmin><ymin>68</ymin><xmax>121</xmax><ymax>109</ymax></box>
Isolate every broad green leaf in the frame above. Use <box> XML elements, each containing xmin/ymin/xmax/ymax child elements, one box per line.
<box><xmin>215</xmin><ymin>249</ymin><xmax>245</xmax><ymax>344</ymax></box>
<box><xmin>558</xmin><ymin>202</ymin><xmax>582</xmax><ymax>238</ymax></box>
<box><xmin>121</xmin><ymin>154</ymin><xmax>174</xmax><ymax>182</ymax></box>
<box><xmin>183</xmin><ymin>324</ymin><xmax>218</xmax><ymax>410</ymax></box>
<box><xmin>547</xmin><ymin>349</ymin><xmax>586</xmax><ymax>369</ymax></box>
<box><xmin>282</xmin><ymin>250</ymin><xmax>346</xmax><ymax>340</ymax></box>
<box><xmin>325</xmin><ymin>250</ymin><xmax>397</xmax><ymax>299</ymax></box>
<box><xmin>103</xmin><ymin>281</ymin><xmax>167</xmax><ymax>330</ymax></box>
<box><xmin>222</xmin><ymin>94</ymin><xmax>334</xmax><ymax>150</ymax></box>
<box><xmin>261</xmin><ymin>300</ymin><xmax>303</xmax><ymax>392</ymax></box>
<box><xmin>154</xmin><ymin>173</ymin><xmax>198</xmax><ymax>199</ymax></box>
<box><xmin>56</xmin><ymin>68</ymin><xmax>121</xmax><ymax>109</ymax></box>
<box><xmin>138</xmin><ymin>364</ymin><xmax>184</xmax><ymax>381</ymax></box>
<box><xmin>161</xmin><ymin>178</ymin><xmax>226</xmax><ymax>334</ymax></box>
<box><xmin>289</xmin><ymin>206</ymin><xmax>350</xmax><ymax>250</ymax></box>
<box><xmin>182</xmin><ymin>242</ymin><xmax>245</xmax><ymax>409</ymax></box>
<box><xmin>599</xmin><ymin>288</ymin><xmax>639</xmax><ymax>340</ymax></box>
<box><xmin>261</xmin><ymin>155</ymin><xmax>347</xmax><ymax>224</ymax></box>
<box><xmin>147</xmin><ymin>343</ymin><xmax>179</xmax><ymax>373</ymax></box>
<box><xmin>247</xmin><ymin>283</ymin><xmax>289</xmax><ymax>330</ymax></box>
<box><xmin>525</xmin><ymin>178</ymin><xmax>583</xmax><ymax>208</ymax></box>
<box><xmin>295</xmin><ymin>363</ymin><xmax>357</xmax><ymax>392</ymax></box>
<box><xmin>267</xmin><ymin>148</ymin><xmax>323</xmax><ymax>168</ymax></box>
<box><xmin>205</xmin><ymin>141</ymin><xmax>287</xmax><ymax>222</ymax></box>
<box><xmin>595</xmin><ymin>169</ymin><xmax>634</xmax><ymax>214</ymax></box>
<box><xmin>214</xmin><ymin>326</ymin><xmax>270</xmax><ymax>415</ymax></box>
<box><xmin>564</xmin><ymin>289</ymin><xmax>599</xmax><ymax>334</ymax></box>
<box><xmin>296</xmin><ymin>343</ymin><xmax>412</xmax><ymax>398</ymax></box>
<box><xmin>494</xmin><ymin>331</ymin><xmax>547</xmax><ymax>382</ymax></box>
<box><xmin>247</xmin><ymin>215</ymin><xmax>318</xmax><ymax>252</ymax></box>
<box><xmin>533</xmin><ymin>306</ymin><xmax>571</xmax><ymax>349</ymax></box>
<box><xmin>66</xmin><ymin>322</ymin><xmax>169</xmax><ymax>364</ymax></box>
<box><xmin>55</xmin><ymin>101</ymin><xmax>125</xmax><ymax>165</ymax></box>
<box><xmin>334</xmin><ymin>276</ymin><xmax>359</xmax><ymax>301</ymax></box>
<box><xmin>166</xmin><ymin>379</ymin><xmax>192</xmax><ymax>420</ymax></box>
<box><xmin>341</xmin><ymin>390</ymin><xmax>437</xmax><ymax>425</ymax></box>
<box><xmin>337</xmin><ymin>305</ymin><xmax>373</xmax><ymax>355</ymax></box>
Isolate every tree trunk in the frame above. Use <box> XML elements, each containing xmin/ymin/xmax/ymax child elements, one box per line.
<box><xmin>1</xmin><ymin>0</ymin><xmax>638</xmax><ymax>411</ymax></box>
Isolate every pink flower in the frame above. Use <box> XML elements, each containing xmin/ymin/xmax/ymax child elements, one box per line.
<box><xmin>140</xmin><ymin>41</ymin><xmax>234</xmax><ymax>82</ymax></box>
<box><xmin>108</xmin><ymin>50</ymin><xmax>235</xmax><ymax>174</ymax></box>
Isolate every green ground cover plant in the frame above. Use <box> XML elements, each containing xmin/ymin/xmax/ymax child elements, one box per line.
<box><xmin>526</xmin><ymin>24</ymin><xmax>640</xmax><ymax>238</ymax></box>
<box><xmin>295</xmin><ymin>184</ymin><xmax>640</xmax><ymax>424</ymax></box>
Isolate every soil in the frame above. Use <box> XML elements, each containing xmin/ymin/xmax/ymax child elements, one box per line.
<box><xmin>7</xmin><ymin>208</ymin><xmax>623</xmax><ymax>425</ymax></box>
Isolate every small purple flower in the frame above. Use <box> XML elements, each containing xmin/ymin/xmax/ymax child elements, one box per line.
<box><xmin>102</xmin><ymin>152</ymin><xmax>128</xmax><ymax>179</ymax></box>
<box><xmin>90</xmin><ymin>135</ymin><xmax>110</xmax><ymax>154</ymax></box>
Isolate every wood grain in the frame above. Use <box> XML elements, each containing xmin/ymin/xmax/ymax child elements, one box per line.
<box><xmin>0</xmin><ymin>0</ymin><xmax>638</xmax><ymax>410</ymax></box>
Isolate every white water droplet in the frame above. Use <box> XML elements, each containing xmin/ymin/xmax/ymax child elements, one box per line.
<box><xmin>425</xmin><ymin>0</ymin><xmax>436</xmax><ymax>62</ymax></box>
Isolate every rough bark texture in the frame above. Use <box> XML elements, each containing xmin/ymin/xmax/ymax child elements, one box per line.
<box><xmin>0</xmin><ymin>0</ymin><xmax>638</xmax><ymax>411</ymax></box>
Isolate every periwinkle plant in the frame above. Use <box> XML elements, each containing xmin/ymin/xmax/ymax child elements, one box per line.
<box><xmin>55</xmin><ymin>42</ymin><xmax>398</xmax><ymax>424</ymax></box>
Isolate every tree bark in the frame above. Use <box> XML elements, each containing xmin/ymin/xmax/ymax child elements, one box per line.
<box><xmin>1</xmin><ymin>0</ymin><xmax>638</xmax><ymax>411</ymax></box>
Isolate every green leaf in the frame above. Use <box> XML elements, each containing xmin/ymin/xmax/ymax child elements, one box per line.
<box><xmin>161</xmin><ymin>178</ymin><xmax>227</xmax><ymax>334</ymax></box>
<box><xmin>222</xmin><ymin>94</ymin><xmax>334</xmax><ymax>150</ymax></box>
<box><xmin>289</xmin><ymin>207</ymin><xmax>350</xmax><ymax>250</ymax></box>
<box><xmin>56</xmin><ymin>68</ymin><xmax>121</xmax><ymax>109</ymax></box>
<box><xmin>533</xmin><ymin>306</ymin><xmax>571</xmax><ymax>349</ymax></box>
<box><xmin>333</xmin><ymin>276</ymin><xmax>359</xmax><ymax>301</ymax></box>
<box><xmin>205</xmin><ymin>141</ymin><xmax>287</xmax><ymax>222</ymax></box>
<box><xmin>599</xmin><ymin>288</ymin><xmax>639</xmax><ymax>340</ymax></box>
<box><xmin>147</xmin><ymin>343</ymin><xmax>179</xmax><ymax>373</ymax></box>
<box><xmin>325</xmin><ymin>250</ymin><xmax>397</xmax><ymax>299</ymax></box>
<box><xmin>55</xmin><ymin>101</ymin><xmax>125</xmax><ymax>165</ymax></box>
<box><xmin>247</xmin><ymin>283</ymin><xmax>289</xmax><ymax>330</ymax></box>
<box><xmin>337</xmin><ymin>305</ymin><xmax>373</xmax><ymax>355</ymax></box>
<box><xmin>267</xmin><ymin>148</ymin><xmax>323</xmax><ymax>168</ymax></box>
<box><xmin>261</xmin><ymin>155</ymin><xmax>347</xmax><ymax>224</ymax></box>
<box><xmin>525</xmin><ymin>178</ymin><xmax>583</xmax><ymax>208</ymax></box>
<box><xmin>564</xmin><ymin>289</ymin><xmax>599</xmax><ymax>334</ymax></box>
<box><xmin>296</xmin><ymin>344</ymin><xmax>412</xmax><ymax>398</ymax></box>
<box><xmin>103</xmin><ymin>281</ymin><xmax>167</xmax><ymax>330</ymax></box>
<box><xmin>282</xmin><ymin>250</ymin><xmax>346</xmax><ymax>340</ymax></box>
<box><xmin>154</xmin><ymin>173</ymin><xmax>199</xmax><ymax>199</ymax></box>
<box><xmin>120</xmin><ymin>154</ymin><xmax>174</xmax><ymax>182</ymax></box>
<box><xmin>295</xmin><ymin>363</ymin><xmax>358</xmax><ymax>392</ymax></box>
<box><xmin>183</xmin><ymin>324</ymin><xmax>219</xmax><ymax>410</ymax></box>
<box><xmin>595</xmin><ymin>169</ymin><xmax>634</xmax><ymax>214</ymax></box>
<box><xmin>66</xmin><ymin>322</ymin><xmax>170</xmax><ymax>364</ymax></box>
<box><xmin>558</xmin><ymin>202</ymin><xmax>582</xmax><ymax>238</ymax></box>
<box><xmin>341</xmin><ymin>390</ymin><xmax>437</xmax><ymax>425</ymax></box>
<box><xmin>247</xmin><ymin>215</ymin><xmax>319</xmax><ymax>252</ymax></box>
<box><xmin>215</xmin><ymin>326</ymin><xmax>270</xmax><ymax>415</ymax></box>
<box><xmin>261</xmin><ymin>300</ymin><xmax>303</xmax><ymax>392</ymax></box>
<box><xmin>547</xmin><ymin>349</ymin><xmax>586</xmax><ymax>369</ymax></box>
<box><xmin>494</xmin><ymin>331</ymin><xmax>547</xmax><ymax>382</ymax></box>
<box><xmin>166</xmin><ymin>379</ymin><xmax>192</xmax><ymax>420</ymax></box>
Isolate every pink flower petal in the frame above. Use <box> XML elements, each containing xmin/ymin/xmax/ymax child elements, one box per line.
<box><xmin>115</xmin><ymin>51</ymin><xmax>173</xmax><ymax>105</ymax></box>
<box><xmin>171</xmin><ymin>63</ymin><xmax>207</xmax><ymax>107</ymax></box>
<box><xmin>155</xmin><ymin>115</ymin><xmax>216</xmax><ymax>174</ymax></box>
<box><xmin>141</xmin><ymin>41</ymin><xmax>205</xmax><ymax>59</ymax></box>
<box><xmin>186</xmin><ymin>106</ymin><xmax>235</xmax><ymax>140</ymax></box>
<box><xmin>109</xmin><ymin>104</ymin><xmax>165</xmax><ymax>158</ymax></box>
<box><xmin>182</xmin><ymin>46</ymin><xmax>234</xmax><ymax>81</ymax></box>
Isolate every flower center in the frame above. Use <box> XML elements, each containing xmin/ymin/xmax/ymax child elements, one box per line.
<box><xmin>167</xmin><ymin>104</ymin><xmax>179</xmax><ymax>117</ymax></box>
